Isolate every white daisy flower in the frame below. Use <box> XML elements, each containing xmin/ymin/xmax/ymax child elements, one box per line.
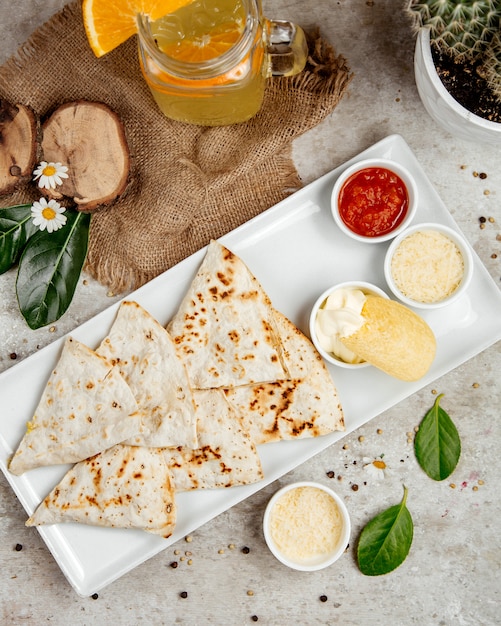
<box><xmin>33</xmin><ymin>161</ymin><xmax>69</xmax><ymax>190</ymax></box>
<box><xmin>31</xmin><ymin>198</ymin><xmax>67</xmax><ymax>233</ymax></box>
<box><xmin>363</xmin><ymin>456</ymin><xmax>389</xmax><ymax>480</ymax></box>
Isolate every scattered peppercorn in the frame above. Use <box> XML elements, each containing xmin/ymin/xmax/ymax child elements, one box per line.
<box><xmin>491</xmin><ymin>253</ymin><xmax>497</xmax><ymax>259</ymax></box>
<box><xmin>91</xmin><ymin>593</ymin><xmax>99</xmax><ymax>600</ymax></box>
<box><xmin>241</xmin><ymin>546</ymin><xmax>250</xmax><ymax>554</ymax></box>
<box><xmin>472</xmin><ymin>486</ymin><xmax>479</xmax><ymax>492</ymax></box>
<box><xmin>319</xmin><ymin>595</ymin><xmax>328</xmax><ymax>603</ymax></box>
<box><xmin>337</xmin><ymin>475</ymin><xmax>343</xmax><ymax>481</ymax></box>
<box><xmin>377</xmin><ymin>429</ymin><xmax>383</xmax><ymax>435</ymax></box>
<box><xmin>170</xmin><ymin>561</ymin><xmax>178</xmax><ymax>568</ymax></box>
<box><xmin>14</xmin><ymin>543</ymin><xmax>22</xmax><ymax>552</ymax></box>
<box><xmin>247</xmin><ymin>590</ymin><xmax>254</xmax><ymax>596</ymax></box>
<box><xmin>342</xmin><ymin>443</ymin><xmax>349</xmax><ymax>450</ymax></box>
<box><xmin>326</xmin><ymin>470</ymin><xmax>335</xmax><ymax>478</ymax></box>
<box><xmin>479</xmin><ymin>216</ymin><xmax>486</xmax><ymax>223</ymax></box>
<box><xmin>251</xmin><ymin>616</ymin><xmax>259</xmax><ymax>622</ymax></box>
<box><xmin>479</xmin><ymin>172</ymin><xmax>487</xmax><ymax>179</ymax></box>
<box><xmin>10</xmin><ymin>353</ymin><xmax>17</xmax><ymax>360</ymax></box>
<box><xmin>351</xmin><ymin>484</ymin><xmax>359</xmax><ymax>491</ymax></box>
<box><xmin>180</xmin><ymin>591</ymin><xmax>188</xmax><ymax>599</ymax></box>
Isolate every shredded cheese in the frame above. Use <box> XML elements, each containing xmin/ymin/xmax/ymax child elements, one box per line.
<box><xmin>269</xmin><ymin>486</ymin><xmax>343</xmax><ymax>563</ymax></box>
<box><xmin>390</xmin><ymin>230</ymin><xmax>464</xmax><ymax>303</ymax></box>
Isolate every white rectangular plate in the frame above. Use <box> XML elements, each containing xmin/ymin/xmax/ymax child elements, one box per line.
<box><xmin>1</xmin><ymin>134</ymin><xmax>500</xmax><ymax>596</ymax></box>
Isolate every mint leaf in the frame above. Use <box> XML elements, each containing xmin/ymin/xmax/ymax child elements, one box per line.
<box><xmin>0</xmin><ymin>204</ymin><xmax>38</xmax><ymax>274</ymax></box>
<box><xmin>414</xmin><ymin>394</ymin><xmax>461</xmax><ymax>481</ymax></box>
<box><xmin>16</xmin><ymin>211</ymin><xmax>91</xmax><ymax>329</ymax></box>
<box><xmin>357</xmin><ymin>486</ymin><xmax>413</xmax><ymax>576</ymax></box>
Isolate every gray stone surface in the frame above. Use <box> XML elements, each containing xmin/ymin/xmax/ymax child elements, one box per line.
<box><xmin>0</xmin><ymin>1</ymin><xmax>499</xmax><ymax>624</ymax></box>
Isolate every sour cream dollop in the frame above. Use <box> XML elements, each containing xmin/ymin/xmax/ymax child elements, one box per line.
<box><xmin>315</xmin><ymin>288</ymin><xmax>367</xmax><ymax>364</ymax></box>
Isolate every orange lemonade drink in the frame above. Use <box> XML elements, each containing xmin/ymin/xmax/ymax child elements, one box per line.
<box><xmin>138</xmin><ymin>0</ymin><xmax>267</xmax><ymax>125</ymax></box>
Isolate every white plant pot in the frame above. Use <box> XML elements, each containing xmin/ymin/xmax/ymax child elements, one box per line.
<box><xmin>414</xmin><ymin>29</ymin><xmax>501</xmax><ymax>146</ymax></box>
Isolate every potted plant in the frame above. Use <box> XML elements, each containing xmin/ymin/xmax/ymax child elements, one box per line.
<box><xmin>405</xmin><ymin>0</ymin><xmax>501</xmax><ymax>145</ymax></box>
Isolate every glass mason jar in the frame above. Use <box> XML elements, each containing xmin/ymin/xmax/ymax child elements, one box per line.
<box><xmin>137</xmin><ymin>0</ymin><xmax>308</xmax><ymax>126</ymax></box>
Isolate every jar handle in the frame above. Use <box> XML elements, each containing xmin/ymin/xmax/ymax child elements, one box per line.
<box><xmin>264</xmin><ymin>20</ymin><xmax>308</xmax><ymax>77</ymax></box>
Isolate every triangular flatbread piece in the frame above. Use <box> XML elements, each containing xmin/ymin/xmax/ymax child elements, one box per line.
<box><xmin>9</xmin><ymin>337</ymin><xmax>141</xmax><ymax>475</ymax></box>
<box><xmin>26</xmin><ymin>444</ymin><xmax>176</xmax><ymax>538</ymax></box>
<box><xmin>167</xmin><ymin>240</ymin><xmax>289</xmax><ymax>389</ymax></box>
<box><xmin>224</xmin><ymin>310</ymin><xmax>345</xmax><ymax>444</ymax></box>
<box><xmin>97</xmin><ymin>301</ymin><xmax>198</xmax><ymax>448</ymax></box>
<box><xmin>163</xmin><ymin>389</ymin><xmax>264</xmax><ymax>491</ymax></box>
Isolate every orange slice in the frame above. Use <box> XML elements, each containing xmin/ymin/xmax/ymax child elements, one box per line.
<box><xmin>82</xmin><ymin>0</ymin><xmax>193</xmax><ymax>58</ymax></box>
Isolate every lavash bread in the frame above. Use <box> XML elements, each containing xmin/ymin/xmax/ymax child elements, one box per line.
<box><xmin>167</xmin><ymin>240</ymin><xmax>289</xmax><ymax>389</ymax></box>
<box><xmin>97</xmin><ymin>301</ymin><xmax>198</xmax><ymax>448</ymax></box>
<box><xmin>27</xmin><ymin>444</ymin><xmax>177</xmax><ymax>538</ymax></box>
<box><xmin>163</xmin><ymin>389</ymin><xmax>264</xmax><ymax>490</ymax></box>
<box><xmin>339</xmin><ymin>295</ymin><xmax>436</xmax><ymax>382</ymax></box>
<box><xmin>9</xmin><ymin>337</ymin><xmax>141</xmax><ymax>475</ymax></box>
<box><xmin>224</xmin><ymin>310</ymin><xmax>345</xmax><ymax>444</ymax></box>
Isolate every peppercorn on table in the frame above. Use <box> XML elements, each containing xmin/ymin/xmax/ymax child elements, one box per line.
<box><xmin>0</xmin><ymin>1</ymin><xmax>500</xmax><ymax>624</ymax></box>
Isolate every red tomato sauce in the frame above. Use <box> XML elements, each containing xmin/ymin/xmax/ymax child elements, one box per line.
<box><xmin>338</xmin><ymin>167</ymin><xmax>409</xmax><ymax>237</ymax></box>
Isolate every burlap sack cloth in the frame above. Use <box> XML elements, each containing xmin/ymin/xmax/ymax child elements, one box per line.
<box><xmin>0</xmin><ymin>1</ymin><xmax>352</xmax><ymax>293</ymax></box>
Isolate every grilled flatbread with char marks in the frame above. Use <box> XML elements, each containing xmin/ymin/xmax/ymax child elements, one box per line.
<box><xmin>27</xmin><ymin>444</ymin><xmax>176</xmax><ymax>537</ymax></box>
<box><xmin>9</xmin><ymin>337</ymin><xmax>141</xmax><ymax>475</ymax></box>
<box><xmin>97</xmin><ymin>301</ymin><xmax>198</xmax><ymax>449</ymax></box>
<box><xmin>224</xmin><ymin>310</ymin><xmax>345</xmax><ymax>444</ymax></box>
<box><xmin>167</xmin><ymin>240</ymin><xmax>289</xmax><ymax>389</ymax></box>
<box><xmin>163</xmin><ymin>389</ymin><xmax>264</xmax><ymax>491</ymax></box>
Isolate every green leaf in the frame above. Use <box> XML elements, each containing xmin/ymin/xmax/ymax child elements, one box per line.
<box><xmin>0</xmin><ymin>204</ymin><xmax>38</xmax><ymax>274</ymax></box>
<box><xmin>16</xmin><ymin>211</ymin><xmax>91</xmax><ymax>329</ymax></box>
<box><xmin>357</xmin><ymin>486</ymin><xmax>413</xmax><ymax>576</ymax></box>
<box><xmin>414</xmin><ymin>394</ymin><xmax>461</xmax><ymax>481</ymax></box>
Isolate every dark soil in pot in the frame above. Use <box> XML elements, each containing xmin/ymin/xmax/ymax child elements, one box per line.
<box><xmin>431</xmin><ymin>44</ymin><xmax>501</xmax><ymax>124</ymax></box>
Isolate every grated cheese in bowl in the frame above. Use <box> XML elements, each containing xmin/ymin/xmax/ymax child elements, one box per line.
<box><xmin>384</xmin><ymin>222</ymin><xmax>474</xmax><ymax>309</ymax></box>
<box><xmin>263</xmin><ymin>482</ymin><xmax>350</xmax><ymax>571</ymax></box>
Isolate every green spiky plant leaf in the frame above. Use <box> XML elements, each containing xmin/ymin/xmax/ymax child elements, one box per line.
<box><xmin>406</xmin><ymin>0</ymin><xmax>501</xmax><ymax>102</ymax></box>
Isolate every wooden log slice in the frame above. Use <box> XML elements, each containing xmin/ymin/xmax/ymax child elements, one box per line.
<box><xmin>0</xmin><ymin>101</ymin><xmax>37</xmax><ymax>195</ymax></box>
<box><xmin>41</xmin><ymin>101</ymin><xmax>130</xmax><ymax>212</ymax></box>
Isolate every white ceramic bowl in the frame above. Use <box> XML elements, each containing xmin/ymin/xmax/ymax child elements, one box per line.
<box><xmin>263</xmin><ymin>481</ymin><xmax>351</xmax><ymax>571</ymax></box>
<box><xmin>331</xmin><ymin>157</ymin><xmax>418</xmax><ymax>244</ymax></box>
<box><xmin>309</xmin><ymin>281</ymin><xmax>389</xmax><ymax>368</ymax></box>
<box><xmin>384</xmin><ymin>222</ymin><xmax>474</xmax><ymax>309</ymax></box>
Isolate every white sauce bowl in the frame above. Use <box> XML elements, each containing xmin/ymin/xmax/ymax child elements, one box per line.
<box><xmin>384</xmin><ymin>222</ymin><xmax>474</xmax><ymax>309</ymax></box>
<box><xmin>263</xmin><ymin>481</ymin><xmax>351</xmax><ymax>571</ymax></box>
<box><xmin>309</xmin><ymin>281</ymin><xmax>389</xmax><ymax>369</ymax></box>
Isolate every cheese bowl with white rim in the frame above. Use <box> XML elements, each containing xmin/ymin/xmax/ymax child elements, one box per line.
<box><xmin>262</xmin><ymin>481</ymin><xmax>351</xmax><ymax>571</ymax></box>
<box><xmin>384</xmin><ymin>222</ymin><xmax>474</xmax><ymax>310</ymax></box>
<box><xmin>309</xmin><ymin>281</ymin><xmax>390</xmax><ymax>369</ymax></box>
